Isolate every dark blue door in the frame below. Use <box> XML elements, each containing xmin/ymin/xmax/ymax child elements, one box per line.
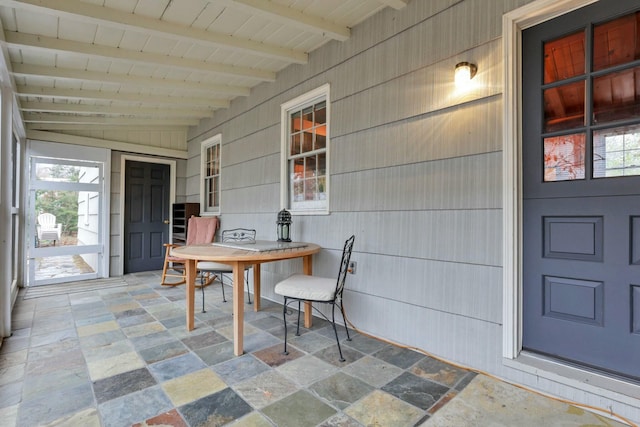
<box><xmin>522</xmin><ymin>0</ymin><xmax>640</xmax><ymax>379</ymax></box>
<box><xmin>124</xmin><ymin>161</ymin><xmax>170</xmax><ymax>273</ymax></box>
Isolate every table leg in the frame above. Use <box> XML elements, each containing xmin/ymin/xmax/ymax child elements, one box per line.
<box><xmin>233</xmin><ymin>261</ymin><xmax>245</xmax><ymax>356</ymax></box>
<box><xmin>186</xmin><ymin>259</ymin><xmax>196</xmax><ymax>331</ymax></box>
<box><xmin>303</xmin><ymin>254</ymin><xmax>313</xmax><ymax>328</ymax></box>
<box><xmin>253</xmin><ymin>263</ymin><xmax>260</xmax><ymax>312</ymax></box>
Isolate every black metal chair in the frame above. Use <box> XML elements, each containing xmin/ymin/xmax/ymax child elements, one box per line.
<box><xmin>197</xmin><ymin>228</ymin><xmax>256</xmax><ymax>311</ymax></box>
<box><xmin>274</xmin><ymin>235</ymin><xmax>355</xmax><ymax>361</ymax></box>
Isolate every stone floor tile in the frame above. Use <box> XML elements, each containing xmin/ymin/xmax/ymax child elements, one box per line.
<box><xmin>77</xmin><ymin>320</ymin><xmax>120</xmax><ymax>338</ymax></box>
<box><xmin>139</xmin><ymin>340</ymin><xmax>189</xmax><ymax>365</ymax></box>
<box><xmin>253</xmin><ymin>343</ymin><xmax>304</xmax><ymax>367</ymax></box>
<box><xmin>242</xmin><ymin>331</ymin><xmax>281</xmax><ymax>353</ymax></box>
<box><xmin>342</xmin><ymin>333</ymin><xmax>389</xmax><ymax>354</ymax></box>
<box><xmin>116</xmin><ymin>312</ymin><xmax>157</xmax><ymax>328</ymax></box>
<box><xmin>98</xmin><ymin>385</ymin><xmax>173</xmax><ymax>427</ymax></box>
<box><xmin>17</xmin><ymin>382</ymin><xmax>94</xmax><ymax>427</ymax></box>
<box><xmin>181</xmin><ymin>329</ymin><xmax>227</xmax><ymax>350</ymax></box>
<box><xmin>342</xmin><ymin>355</ymin><xmax>404</xmax><ymax>388</ymax></box>
<box><xmin>0</xmin><ymin>404</ymin><xmax>18</xmax><ymax>427</ymax></box>
<box><xmin>194</xmin><ymin>341</ymin><xmax>236</xmax><ymax>366</ymax></box>
<box><xmin>230</xmin><ymin>411</ymin><xmax>274</xmax><ymax>427</ymax></box>
<box><xmin>262</xmin><ymin>390</ymin><xmax>336</xmax><ymax>427</ymax></box>
<box><xmin>318</xmin><ymin>412</ymin><xmax>363</xmax><ymax>427</ymax></box>
<box><xmin>233</xmin><ymin>369</ymin><xmax>298</xmax><ymax>409</ymax></box>
<box><xmin>81</xmin><ymin>339</ymin><xmax>133</xmax><ymax>363</ymax></box>
<box><xmin>30</xmin><ymin>327</ymin><xmax>77</xmax><ymax>348</ymax></box>
<box><xmin>179</xmin><ymin>388</ymin><xmax>252</xmax><ymax>427</ymax></box>
<box><xmin>276</xmin><ymin>355</ymin><xmax>338</xmax><ymax>387</ymax></box>
<box><xmin>0</xmin><ymin>381</ymin><xmax>23</xmax><ymax>408</ymax></box>
<box><xmin>410</xmin><ymin>355</ymin><xmax>469</xmax><ymax>387</ymax></box>
<box><xmin>43</xmin><ymin>407</ymin><xmax>102</xmax><ymax>427</ymax></box>
<box><xmin>212</xmin><ymin>354</ymin><xmax>269</xmax><ymax>385</ymax></box>
<box><xmin>161</xmin><ymin>368</ymin><xmax>226</xmax><ymax>407</ymax></box>
<box><xmin>132</xmin><ymin>409</ymin><xmax>188</xmax><ymax>427</ymax></box>
<box><xmin>22</xmin><ymin>365</ymin><xmax>88</xmax><ymax>401</ymax></box>
<box><xmin>344</xmin><ymin>389</ymin><xmax>424</xmax><ymax>427</ymax></box>
<box><xmin>381</xmin><ymin>371</ymin><xmax>450</xmax><ymax>411</ymax></box>
<box><xmin>0</xmin><ymin>364</ymin><xmax>25</xmax><ymax>386</ymax></box>
<box><xmin>313</xmin><ymin>344</ymin><xmax>364</xmax><ymax>367</ymax></box>
<box><xmin>93</xmin><ymin>367</ymin><xmax>157</xmax><ymax>404</ymax></box>
<box><xmin>309</xmin><ymin>372</ymin><xmax>374</xmax><ymax>410</ymax></box>
<box><xmin>130</xmin><ymin>330</ymin><xmax>176</xmax><ymax>351</ymax></box>
<box><xmin>87</xmin><ymin>350</ymin><xmax>146</xmax><ymax>381</ymax></box>
<box><xmin>78</xmin><ymin>329</ymin><xmax>126</xmax><ymax>350</ymax></box>
<box><xmin>373</xmin><ymin>345</ymin><xmax>425</xmax><ymax>369</ymax></box>
<box><xmin>148</xmin><ymin>352</ymin><xmax>207</xmax><ymax>382</ymax></box>
<box><xmin>123</xmin><ymin>321</ymin><xmax>167</xmax><ymax>338</ymax></box>
<box><xmin>287</xmin><ymin>331</ymin><xmax>334</xmax><ymax>353</ymax></box>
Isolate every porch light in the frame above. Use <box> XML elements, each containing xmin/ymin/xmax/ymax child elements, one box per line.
<box><xmin>277</xmin><ymin>209</ymin><xmax>292</xmax><ymax>242</ymax></box>
<box><xmin>454</xmin><ymin>62</ymin><xmax>477</xmax><ymax>87</ymax></box>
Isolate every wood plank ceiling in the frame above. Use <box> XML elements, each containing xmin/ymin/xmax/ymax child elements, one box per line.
<box><xmin>0</xmin><ymin>0</ymin><xmax>406</xmax><ymax>137</ymax></box>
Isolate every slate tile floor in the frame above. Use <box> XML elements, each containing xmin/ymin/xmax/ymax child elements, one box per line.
<box><xmin>0</xmin><ymin>270</ymin><xmax>476</xmax><ymax>427</ymax></box>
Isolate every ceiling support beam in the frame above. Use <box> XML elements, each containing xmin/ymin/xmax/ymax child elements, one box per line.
<box><xmin>222</xmin><ymin>0</ymin><xmax>350</xmax><ymax>41</ymax></box>
<box><xmin>23</xmin><ymin>112</ymin><xmax>200</xmax><ymax>126</ymax></box>
<box><xmin>5</xmin><ymin>31</ymin><xmax>276</xmax><ymax>81</ymax></box>
<box><xmin>11</xmin><ymin>64</ymin><xmax>251</xmax><ymax>97</ymax></box>
<box><xmin>16</xmin><ymin>85</ymin><xmax>230</xmax><ymax>109</ymax></box>
<box><xmin>19</xmin><ymin>101</ymin><xmax>212</xmax><ymax>119</ymax></box>
<box><xmin>377</xmin><ymin>0</ymin><xmax>407</xmax><ymax>10</ymax></box>
<box><xmin>0</xmin><ymin>0</ymin><xmax>307</xmax><ymax>64</ymax></box>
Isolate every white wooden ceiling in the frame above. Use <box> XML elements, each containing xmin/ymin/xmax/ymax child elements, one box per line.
<box><xmin>0</xmin><ymin>0</ymin><xmax>406</xmax><ymax>135</ymax></box>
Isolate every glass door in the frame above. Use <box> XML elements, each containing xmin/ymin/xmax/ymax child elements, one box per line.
<box><xmin>28</xmin><ymin>156</ymin><xmax>105</xmax><ymax>286</ymax></box>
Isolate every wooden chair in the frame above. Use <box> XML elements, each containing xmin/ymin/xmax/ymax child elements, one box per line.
<box><xmin>161</xmin><ymin>215</ymin><xmax>219</xmax><ymax>286</ymax></box>
<box><xmin>36</xmin><ymin>213</ymin><xmax>62</xmax><ymax>246</ymax></box>
<box><xmin>274</xmin><ymin>235</ymin><xmax>355</xmax><ymax>361</ymax></box>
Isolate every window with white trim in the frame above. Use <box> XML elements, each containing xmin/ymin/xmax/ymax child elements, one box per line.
<box><xmin>281</xmin><ymin>84</ymin><xmax>330</xmax><ymax>214</ymax></box>
<box><xmin>200</xmin><ymin>135</ymin><xmax>221</xmax><ymax>215</ymax></box>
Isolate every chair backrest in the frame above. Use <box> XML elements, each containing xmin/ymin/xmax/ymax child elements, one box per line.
<box><xmin>37</xmin><ymin>213</ymin><xmax>56</xmax><ymax>227</ymax></box>
<box><xmin>335</xmin><ymin>235</ymin><xmax>356</xmax><ymax>300</ymax></box>
<box><xmin>222</xmin><ymin>228</ymin><xmax>256</xmax><ymax>243</ymax></box>
<box><xmin>186</xmin><ymin>216</ymin><xmax>219</xmax><ymax>245</ymax></box>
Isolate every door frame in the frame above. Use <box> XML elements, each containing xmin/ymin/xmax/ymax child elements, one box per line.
<box><xmin>118</xmin><ymin>155</ymin><xmax>176</xmax><ymax>276</ymax></box>
<box><xmin>502</xmin><ymin>0</ymin><xmax>640</xmax><ymax>396</ymax></box>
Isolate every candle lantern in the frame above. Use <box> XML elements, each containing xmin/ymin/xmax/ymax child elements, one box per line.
<box><xmin>277</xmin><ymin>209</ymin><xmax>292</xmax><ymax>242</ymax></box>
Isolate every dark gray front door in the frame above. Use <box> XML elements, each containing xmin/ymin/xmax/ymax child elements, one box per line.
<box><xmin>124</xmin><ymin>161</ymin><xmax>170</xmax><ymax>273</ymax></box>
<box><xmin>522</xmin><ymin>0</ymin><xmax>640</xmax><ymax>379</ymax></box>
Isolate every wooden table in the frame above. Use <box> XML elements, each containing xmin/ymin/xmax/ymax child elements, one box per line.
<box><xmin>171</xmin><ymin>241</ymin><xmax>321</xmax><ymax>356</ymax></box>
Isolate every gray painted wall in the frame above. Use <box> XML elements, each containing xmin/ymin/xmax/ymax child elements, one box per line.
<box><xmin>185</xmin><ymin>0</ymin><xmax>640</xmax><ymax>422</ymax></box>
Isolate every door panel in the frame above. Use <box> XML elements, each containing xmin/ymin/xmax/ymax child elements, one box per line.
<box><xmin>124</xmin><ymin>161</ymin><xmax>170</xmax><ymax>273</ymax></box>
<box><xmin>522</xmin><ymin>0</ymin><xmax>640</xmax><ymax>380</ymax></box>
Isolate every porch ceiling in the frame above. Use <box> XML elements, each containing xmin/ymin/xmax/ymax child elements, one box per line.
<box><xmin>0</xmin><ymin>0</ymin><xmax>405</xmax><ymax>137</ymax></box>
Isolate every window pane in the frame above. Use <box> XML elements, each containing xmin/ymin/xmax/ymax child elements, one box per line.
<box><xmin>302</xmin><ymin>132</ymin><xmax>313</xmax><ymax>153</ymax></box>
<box><xmin>593</xmin><ymin>124</ymin><xmax>640</xmax><ymax>177</ymax></box>
<box><xmin>315</xmin><ymin>102</ymin><xmax>326</xmax><ymax>124</ymax></box>
<box><xmin>544</xmin><ymin>81</ymin><xmax>585</xmax><ymax>132</ymax></box>
<box><xmin>291</xmin><ymin>110</ymin><xmax>301</xmax><ymax>133</ymax></box>
<box><xmin>290</xmin><ymin>133</ymin><xmax>301</xmax><ymax>155</ymax></box>
<box><xmin>315</xmin><ymin>125</ymin><xmax>326</xmax><ymax>150</ymax></box>
<box><xmin>35</xmin><ymin>163</ymin><xmax>93</xmax><ymax>183</ymax></box>
<box><xmin>543</xmin><ymin>133</ymin><xmax>586</xmax><ymax>181</ymax></box>
<box><xmin>593</xmin><ymin>12</ymin><xmax>640</xmax><ymax>71</ymax></box>
<box><xmin>317</xmin><ymin>153</ymin><xmax>326</xmax><ymax>176</ymax></box>
<box><xmin>544</xmin><ymin>31</ymin><xmax>585</xmax><ymax>84</ymax></box>
<box><xmin>592</xmin><ymin>66</ymin><xmax>640</xmax><ymax>123</ymax></box>
<box><xmin>302</xmin><ymin>106</ymin><xmax>313</xmax><ymax>130</ymax></box>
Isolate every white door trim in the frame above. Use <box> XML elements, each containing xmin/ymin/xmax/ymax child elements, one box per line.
<box><xmin>118</xmin><ymin>155</ymin><xmax>176</xmax><ymax>276</ymax></box>
<box><xmin>502</xmin><ymin>0</ymin><xmax>599</xmax><ymax>359</ymax></box>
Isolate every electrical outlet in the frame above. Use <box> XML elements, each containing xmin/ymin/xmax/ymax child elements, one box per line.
<box><xmin>348</xmin><ymin>261</ymin><xmax>357</xmax><ymax>274</ymax></box>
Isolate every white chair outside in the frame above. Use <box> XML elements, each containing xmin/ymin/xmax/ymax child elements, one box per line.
<box><xmin>36</xmin><ymin>213</ymin><xmax>62</xmax><ymax>246</ymax></box>
<box><xmin>275</xmin><ymin>235</ymin><xmax>355</xmax><ymax>362</ymax></box>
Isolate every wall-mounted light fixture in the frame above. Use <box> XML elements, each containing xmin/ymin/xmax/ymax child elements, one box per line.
<box><xmin>454</xmin><ymin>62</ymin><xmax>477</xmax><ymax>88</ymax></box>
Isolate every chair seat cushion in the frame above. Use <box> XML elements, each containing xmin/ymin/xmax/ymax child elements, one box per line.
<box><xmin>274</xmin><ymin>274</ymin><xmax>336</xmax><ymax>301</ymax></box>
<box><xmin>166</xmin><ymin>255</ymin><xmax>185</xmax><ymax>262</ymax></box>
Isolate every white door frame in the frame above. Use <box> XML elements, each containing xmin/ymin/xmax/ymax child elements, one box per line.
<box><xmin>118</xmin><ymin>155</ymin><xmax>176</xmax><ymax>276</ymax></box>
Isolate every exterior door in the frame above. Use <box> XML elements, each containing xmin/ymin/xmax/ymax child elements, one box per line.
<box><xmin>522</xmin><ymin>0</ymin><xmax>640</xmax><ymax>379</ymax></box>
<box><xmin>124</xmin><ymin>161</ymin><xmax>170</xmax><ymax>273</ymax></box>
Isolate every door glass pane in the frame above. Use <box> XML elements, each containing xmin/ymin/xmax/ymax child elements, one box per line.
<box><xmin>35</xmin><ymin>163</ymin><xmax>99</xmax><ymax>183</ymax></box>
<box><xmin>593</xmin><ymin>124</ymin><xmax>640</xmax><ymax>177</ymax></box>
<box><xmin>593</xmin><ymin>12</ymin><xmax>640</xmax><ymax>71</ymax></box>
<box><xmin>544</xmin><ymin>133</ymin><xmax>586</xmax><ymax>181</ymax></box>
<box><xmin>544</xmin><ymin>81</ymin><xmax>585</xmax><ymax>132</ymax></box>
<box><xmin>593</xmin><ymin>66</ymin><xmax>640</xmax><ymax>123</ymax></box>
<box><xmin>544</xmin><ymin>31</ymin><xmax>585</xmax><ymax>84</ymax></box>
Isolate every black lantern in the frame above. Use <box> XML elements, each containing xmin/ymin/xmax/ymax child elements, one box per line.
<box><xmin>277</xmin><ymin>209</ymin><xmax>292</xmax><ymax>242</ymax></box>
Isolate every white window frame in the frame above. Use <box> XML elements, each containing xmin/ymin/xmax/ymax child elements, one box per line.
<box><xmin>280</xmin><ymin>84</ymin><xmax>330</xmax><ymax>215</ymax></box>
<box><xmin>200</xmin><ymin>134</ymin><xmax>222</xmax><ymax>216</ymax></box>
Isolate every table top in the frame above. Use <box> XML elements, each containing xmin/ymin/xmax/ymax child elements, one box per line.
<box><xmin>171</xmin><ymin>241</ymin><xmax>321</xmax><ymax>262</ymax></box>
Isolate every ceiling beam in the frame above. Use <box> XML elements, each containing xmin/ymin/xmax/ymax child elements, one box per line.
<box><xmin>23</xmin><ymin>113</ymin><xmax>199</xmax><ymax>127</ymax></box>
<box><xmin>19</xmin><ymin>101</ymin><xmax>212</xmax><ymax>119</ymax></box>
<box><xmin>26</xmin><ymin>130</ymin><xmax>188</xmax><ymax>159</ymax></box>
<box><xmin>4</xmin><ymin>31</ymin><xmax>276</xmax><ymax>81</ymax></box>
<box><xmin>11</xmin><ymin>64</ymin><xmax>251</xmax><ymax>97</ymax></box>
<box><xmin>27</xmin><ymin>123</ymin><xmax>187</xmax><ymax>132</ymax></box>
<box><xmin>221</xmin><ymin>0</ymin><xmax>350</xmax><ymax>41</ymax></box>
<box><xmin>0</xmin><ymin>0</ymin><xmax>307</xmax><ymax>64</ymax></box>
<box><xmin>15</xmin><ymin>85</ymin><xmax>230</xmax><ymax>109</ymax></box>
<box><xmin>377</xmin><ymin>0</ymin><xmax>407</xmax><ymax>10</ymax></box>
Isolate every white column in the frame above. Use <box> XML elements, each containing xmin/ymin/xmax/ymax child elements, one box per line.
<box><xmin>0</xmin><ymin>84</ymin><xmax>13</xmax><ymax>338</ymax></box>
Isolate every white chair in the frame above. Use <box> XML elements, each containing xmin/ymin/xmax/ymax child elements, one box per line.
<box><xmin>274</xmin><ymin>235</ymin><xmax>355</xmax><ymax>361</ymax></box>
<box><xmin>36</xmin><ymin>213</ymin><xmax>62</xmax><ymax>246</ymax></box>
<box><xmin>198</xmin><ymin>228</ymin><xmax>256</xmax><ymax>305</ymax></box>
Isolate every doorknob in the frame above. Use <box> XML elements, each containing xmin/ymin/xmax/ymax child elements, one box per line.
<box><xmin>163</xmin><ymin>219</ymin><xmax>170</xmax><ymax>224</ymax></box>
